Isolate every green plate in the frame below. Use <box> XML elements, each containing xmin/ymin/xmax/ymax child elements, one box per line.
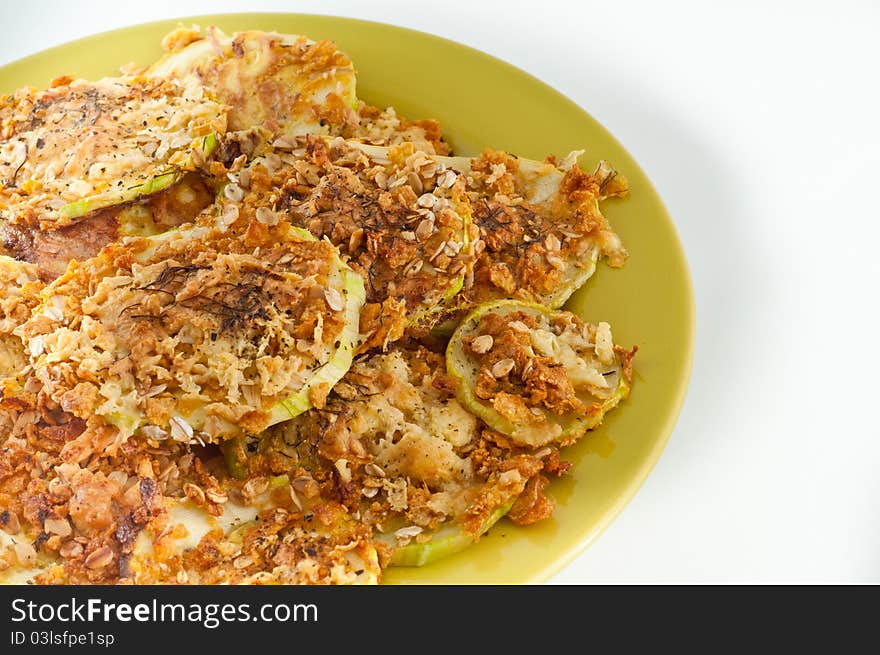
<box><xmin>0</xmin><ymin>13</ymin><xmax>695</xmax><ymax>584</ymax></box>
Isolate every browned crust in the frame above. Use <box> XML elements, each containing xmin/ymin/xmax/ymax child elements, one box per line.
<box><xmin>455</xmin><ymin>149</ymin><xmax>629</xmax><ymax>312</ymax></box>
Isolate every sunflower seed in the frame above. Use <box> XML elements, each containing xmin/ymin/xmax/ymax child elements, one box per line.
<box><xmin>255</xmin><ymin>206</ymin><xmax>280</xmax><ymax>226</ymax></box>
<box><xmin>169</xmin><ymin>416</ymin><xmax>193</xmax><ymax>442</ymax></box>
<box><xmin>491</xmin><ymin>358</ymin><xmax>515</xmax><ymax>378</ymax></box>
<box><xmin>364</xmin><ymin>463</ymin><xmax>386</xmax><ymax>478</ymax></box>
<box><xmin>44</xmin><ymin>517</ymin><xmax>72</xmax><ymax>537</ymax></box>
<box><xmin>403</xmin><ymin>259</ymin><xmax>424</xmax><ymax>276</ymax></box>
<box><xmin>143</xmin><ymin>384</ymin><xmax>167</xmax><ymax>398</ymax></box>
<box><xmin>138</xmin><ymin>425</ymin><xmax>168</xmax><ymax>441</ymax></box>
<box><xmin>59</xmin><ymin>540</ymin><xmax>83</xmax><ymax>558</ymax></box>
<box><xmin>438</xmin><ymin>170</ymin><xmax>457</xmax><ymax>189</ymax></box>
<box><xmin>206</xmin><ymin>489</ymin><xmax>228</xmax><ymax>504</ymax></box>
<box><xmin>223</xmin><ymin>183</ymin><xmax>244</xmax><ymax>202</ymax></box>
<box><xmin>415</xmin><ymin>217</ymin><xmax>435</xmax><ymax>241</ymax></box>
<box><xmin>324</xmin><ymin>287</ymin><xmax>345</xmax><ymax>312</ymax></box>
<box><xmin>394</xmin><ymin>525</ymin><xmax>423</xmax><ymax>540</ymax></box>
<box><xmin>429</xmin><ymin>241</ymin><xmax>447</xmax><ymax>262</ymax></box>
<box><xmin>470</xmin><ymin>334</ymin><xmax>494</xmax><ymax>354</ymax></box>
<box><xmin>84</xmin><ymin>546</ymin><xmax>114</xmax><ymax>569</ymax></box>
<box><xmin>407</xmin><ymin>172</ymin><xmax>423</xmax><ymax>194</ymax></box>
<box><xmin>233</xmin><ymin>555</ymin><xmax>254</xmax><ymax>569</ymax></box>
<box><xmin>444</xmin><ymin>239</ymin><xmax>462</xmax><ymax>257</ymax></box>
<box><xmin>417</xmin><ymin>193</ymin><xmax>438</xmax><ymax>208</ymax></box>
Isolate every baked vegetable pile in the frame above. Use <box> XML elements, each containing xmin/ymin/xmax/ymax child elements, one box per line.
<box><xmin>0</xmin><ymin>27</ymin><xmax>634</xmax><ymax>584</ymax></box>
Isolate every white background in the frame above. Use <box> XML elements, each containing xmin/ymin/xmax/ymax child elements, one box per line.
<box><xmin>2</xmin><ymin>0</ymin><xmax>877</xmax><ymax>583</ymax></box>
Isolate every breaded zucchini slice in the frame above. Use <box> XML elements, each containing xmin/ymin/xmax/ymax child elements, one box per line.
<box><xmin>354</xmin><ymin>144</ymin><xmax>627</xmax><ymax>325</ymax></box>
<box><xmin>149</xmin><ymin>27</ymin><xmax>450</xmax><ymax>154</ymax></box>
<box><xmin>213</xmin><ymin>136</ymin><xmax>474</xmax><ymax>347</ymax></box>
<box><xmin>0</xmin><ymin>76</ymin><xmax>225</xmax><ymax>230</ymax></box>
<box><xmin>256</xmin><ymin>348</ymin><xmax>543</xmax><ymax>567</ymax></box>
<box><xmin>129</xmin><ymin>490</ymin><xmax>380</xmax><ymax>585</ymax></box>
<box><xmin>18</xmin><ymin>220</ymin><xmax>365</xmax><ymax>445</ymax></box>
<box><xmin>0</xmin><ymin>172</ymin><xmax>215</xmax><ymax>282</ymax></box>
<box><xmin>466</xmin><ymin>151</ymin><xmax>627</xmax><ymax>310</ymax></box>
<box><xmin>0</xmin><ymin>256</ymin><xmax>42</xmax><ymax>379</ymax></box>
<box><xmin>0</xmin><ymin>470</ymin><xmax>379</xmax><ymax>585</ymax></box>
<box><xmin>447</xmin><ymin>300</ymin><xmax>635</xmax><ymax>447</ymax></box>
<box><xmin>148</xmin><ymin>27</ymin><xmax>357</xmax><ymax>137</ymax></box>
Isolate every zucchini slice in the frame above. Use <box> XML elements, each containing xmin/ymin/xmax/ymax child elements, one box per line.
<box><xmin>213</xmin><ymin>137</ymin><xmax>475</xmax><ymax>345</ymax></box>
<box><xmin>148</xmin><ymin>27</ymin><xmax>358</xmax><ymax>137</ymax></box>
<box><xmin>461</xmin><ymin>151</ymin><xmax>626</xmax><ymax>311</ymax></box>
<box><xmin>0</xmin><ymin>474</ymin><xmax>379</xmax><ymax>586</ymax></box>
<box><xmin>353</xmin><ymin>143</ymin><xmax>627</xmax><ymax>328</ymax></box>
<box><xmin>382</xmin><ymin>502</ymin><xmax>512</xmax><ymax>567</ymax></box>
<box><xmin>0</xmin><ymin>76</ymin><xmax>225</xmax><ymax>230</ymax></box>
<box><xmin>149</xmin><ymin>27</ymin><xmax>450</xmax><ymax>155</ymax></box>
<box><xmin>447</xmin><ymin>300</ymin><xmax>635</xmax><ymax>447</ymax></box>
<box><xmin>19</xmin><ymin>219</ymin><xmax>365</xmax><ymax>445</ymax></box>
<box><xmin>1</xmin><ymin>172</ymin><xmax>215</xmax><ymax>282</ymax></box>
<box><xmin>258</xmin><ymin>347</ymin><xmax>537</xmax><ymax>567</ymax></box>
<box><xmin>130</xmin><ymin>495</ymin><xmax>380</xmax><ymax>585</ymax></box>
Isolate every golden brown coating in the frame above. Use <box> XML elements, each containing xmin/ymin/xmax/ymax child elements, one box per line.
<box><xmin>449</xmin><ymin>302</ymin><xmax>635</xmax><ymax>447</ymax></box>
<box><xmin>150</xmin><ymin>27</ymin><xmax>356</xmax><ymax>137</ymax></box>
<box><xmin>153</xmin><ymin>27</ymin><xmax>451</xmax><ymax>154</ymax></box>
<box><xmin>211</xmin><ymin>137</ymin><xmax>475</xmax><ymax>347</ymax></box>
<box><xmin>0</xmin><ymin>75</ymin><xmax>225</xmax><ymax>230</ymax></box>
<box><xmin>255</xmin><ymin>347</ymin><xmax>557</xmax><ymax>549</ymax></box>
<box><xmin>174</xmin><ymin>503</ymin><xmax>379</xmax><ymax>585</ymax></box>
<box><xmin>455</xmin><ymin>150</ymin><xmax>629</xmax><ymax>316</ymax></box>
<box><xmin>17</xmin><ymin>219</ymin><xmax>353</xmax><ymax>452</ymax></box>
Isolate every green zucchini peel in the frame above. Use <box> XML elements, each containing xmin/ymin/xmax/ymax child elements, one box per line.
<box><xmin>385</xmin><ymin>503</ymin><xmax>513</xmax><ymax>567</ymax></box>
<box><xmin>58</xmin><ymin>134</ymin><xmax>217</xmax><ymax>221</ymax></box>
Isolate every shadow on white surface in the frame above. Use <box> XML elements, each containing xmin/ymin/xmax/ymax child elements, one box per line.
<box><xmin>542</xmin><ymin>55</ymin><xmax>784</xmax><ymax>583</ymax></box>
